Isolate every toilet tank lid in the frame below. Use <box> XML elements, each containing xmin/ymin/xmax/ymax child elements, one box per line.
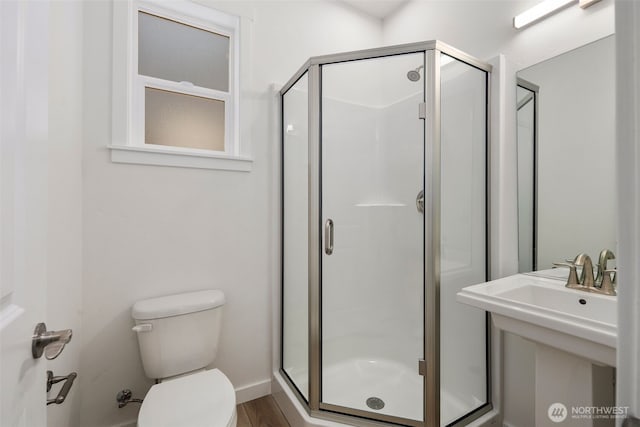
<box><xmin>132</xmin><ymin>290</ymin><xmax>225</xmax><ymax>320</ymax></box>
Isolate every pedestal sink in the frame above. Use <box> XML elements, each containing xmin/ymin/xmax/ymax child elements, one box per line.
<box><xmin>457</xmin><ymin>272</ymin><xmax>616</xmax><ymax>366</ymax></box>
<box><xmin>457</xmin><ymin>272</ymin><xmax>617</xmax><ymax>427</ymax></box>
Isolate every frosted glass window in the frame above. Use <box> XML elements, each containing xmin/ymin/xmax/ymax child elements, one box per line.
<box><xmin>110</xmin><ymin>1</ymin><xmax>242</xmax><ymax>168</ymax></box>
<box><xmin>138</xmin><ymin>12</ymin><xmax>229</xmax><ymax>92</ymax></box>
<box><xmin>145</xmin><ymin>87</ymin><xmax>225</xmax><ymax>151</ymax></box>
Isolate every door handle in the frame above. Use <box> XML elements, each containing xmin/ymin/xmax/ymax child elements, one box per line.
<box><xmin>325</xmin><ymin>219</ymin><xmax>334</xmax><ymax>255</ymax></box>
<box><xmin>32</xmin><ymin>323</ymin><xmax>72</xmax><ymax>360</ymax></box>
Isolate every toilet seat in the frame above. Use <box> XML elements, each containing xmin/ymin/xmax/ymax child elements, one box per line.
<box><xmin>138</xmin><ymin>369</ymin><xmax>236</xmax><ymax>427</ymax></box>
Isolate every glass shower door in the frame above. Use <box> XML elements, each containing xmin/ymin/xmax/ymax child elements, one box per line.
<box><xmin>320</xmin><ymin>52</ymin><xmax>425</xmax><ymax>424</ymax></box>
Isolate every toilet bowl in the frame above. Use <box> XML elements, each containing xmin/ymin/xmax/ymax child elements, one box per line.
<box><xmin>132</xmin><ymin>290</ymin><xmax>236</xmax><ymax>427</ymax></box>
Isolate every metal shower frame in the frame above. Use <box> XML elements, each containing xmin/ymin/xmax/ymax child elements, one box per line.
<box><xmin>516</xmin><ymin>77</ymin><xmax>540</xmax><ymax>272</ymax></box>
<box><xmin>280</xmin><ymin>40</ymin><xmax>493</xmax><ymax>427</ymax></box>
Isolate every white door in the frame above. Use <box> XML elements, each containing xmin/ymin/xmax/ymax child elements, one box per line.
<box><xmin>1</xmin><ymin>1</ymin><xmax>50</xmax><ymax>426</ymax></box>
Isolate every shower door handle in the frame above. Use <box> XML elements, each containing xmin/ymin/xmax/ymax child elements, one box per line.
<box><xmin>325</xmin><ymin>219</ymin><xmax>334</xmax><ymax>255</ymax></box>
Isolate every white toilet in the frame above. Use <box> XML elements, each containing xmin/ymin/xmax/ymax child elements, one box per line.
<box><xmin>131</xmin><ymin>290</ymin><xmax>237</xmax><ymax>427</ymax></box>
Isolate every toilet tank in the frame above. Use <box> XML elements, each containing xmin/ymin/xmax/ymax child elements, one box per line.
<box><xmin>132</xmin><ymin>290</ymin><xmax>225</xmax><ymax>380</ymax></box>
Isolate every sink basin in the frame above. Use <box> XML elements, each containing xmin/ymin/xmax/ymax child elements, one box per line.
<box><xmin>496</xmin><ymin>280</ymin><xmax>616</xmax><ymax>325</ymax></box>
<box><xmin>457</xmin><ymin>273</ymin><xmax>617</xmax><ymax>366</ymax></box>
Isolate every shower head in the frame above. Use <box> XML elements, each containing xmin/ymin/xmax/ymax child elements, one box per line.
<box><xmin>407</xmin><ymin>65</ymin><xmax>424</xmax><ymax>82</ymax></box>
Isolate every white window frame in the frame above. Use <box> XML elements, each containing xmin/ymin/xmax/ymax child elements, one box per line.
<box><xmin>110</xmin><ymin>0</ymin><xmax>251</xmax><ymax>171</ymax></box>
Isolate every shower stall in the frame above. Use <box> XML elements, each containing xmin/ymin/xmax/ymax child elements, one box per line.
<box><xmin>279</xmin><ymin>41</ymin><xmax>491</xmax><ymax>427</ymax></box>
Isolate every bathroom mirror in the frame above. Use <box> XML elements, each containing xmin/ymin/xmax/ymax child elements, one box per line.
<box><xmin>516</xmin><ymin>35</ymin><xmax>616</xmax><ymax>271</ymax></box>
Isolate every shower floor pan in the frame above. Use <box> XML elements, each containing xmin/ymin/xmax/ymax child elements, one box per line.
<box><xmin>289</xmin><ymin>357</ymin><xmax>473</xmax><ymax>424</ymax></box>
<box><xmin>323</xmin><ymin>358</ymin><xmax>422</xmax><ymax>421</ymax></box>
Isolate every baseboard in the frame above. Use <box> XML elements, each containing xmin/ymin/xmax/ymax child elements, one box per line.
<box><xmin>109</xmin><ymin>420</ymin><xmax>136</xmax><ymax>427</ymax></box>
<box><xmin>235</xmin><ymin>378</ymin><xmax>272</xmax><ymax>404</ymax></box>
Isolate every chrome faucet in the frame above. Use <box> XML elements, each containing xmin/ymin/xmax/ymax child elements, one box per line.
<box><xmin>595</xmin><ymin>249</ymin><xmax>615</xmax><ymax>285</ymax></box>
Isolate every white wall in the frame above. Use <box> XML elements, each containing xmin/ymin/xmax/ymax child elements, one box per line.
<box><xmin>78</xmin><ymin>2</ymin><xmax>381</xmax><ymax>426</ymax></box>
<box><xmin>381</xmin><ymin>2</ymin><xmax>615</xmax><ymax>427</ymax></box>
<box><xmin>46</xmin><ymin>2</ymin><xmax>84</xmax><ymax>427</ymax></box>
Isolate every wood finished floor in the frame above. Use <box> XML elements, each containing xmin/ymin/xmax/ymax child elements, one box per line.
<box><xmin>237</xmin><ymin>395</ymin><xmax>291</xmax><ymax>427</ymax></box>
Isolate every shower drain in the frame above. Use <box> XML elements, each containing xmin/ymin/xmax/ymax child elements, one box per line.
<box><xmin>366</xmin><ymin>397</ymin><xmax>385</xmax><ymax>410</ymax></box>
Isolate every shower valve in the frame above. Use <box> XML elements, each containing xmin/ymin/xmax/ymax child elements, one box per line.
<box><xmin>116</xmin><ymin>389</ymin><xmax>144</xmax><ymax>408</ymax></box>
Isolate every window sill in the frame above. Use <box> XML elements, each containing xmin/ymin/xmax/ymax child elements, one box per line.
<box><xmin>108</xmin><ymin>144</ymin><xmax>253</xmax><ymax>172</ymax></box>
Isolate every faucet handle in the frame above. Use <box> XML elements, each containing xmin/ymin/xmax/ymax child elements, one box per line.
<box><xmin>599</xmin><ymin>269</ymin><xmax>617</xmax><ymax>296</ymax></box>
<box><xmin>555</xmin><ymin>261</ymin><xmax>575</xmax><ymax>267</ymax></box>
<box><xmin>596</xmin><ymin>249</ymin><xmax>616</xmax><ymax>284</ymax></box>
<box><xmin>553</xmin><ymin>262</ymin><xmax>581</xmax><ymax>288</ymax></box>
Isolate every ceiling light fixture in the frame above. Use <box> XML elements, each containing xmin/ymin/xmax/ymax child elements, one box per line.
<box><xmin>513</xmin><ymin>0</ymin><xmax>577</xmax><ymax>29</ymax></box>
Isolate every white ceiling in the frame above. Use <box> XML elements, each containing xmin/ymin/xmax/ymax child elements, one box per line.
<box><xmin>339</xmin><ymin>0</ymin><xmax>410</xmax><ymax>20</ymax></box>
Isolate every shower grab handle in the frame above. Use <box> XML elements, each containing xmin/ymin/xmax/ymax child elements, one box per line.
<box><xmin>325</xmin><ymin>219</ymin><xmax>334</xmax><ymax>255</ymax></box>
